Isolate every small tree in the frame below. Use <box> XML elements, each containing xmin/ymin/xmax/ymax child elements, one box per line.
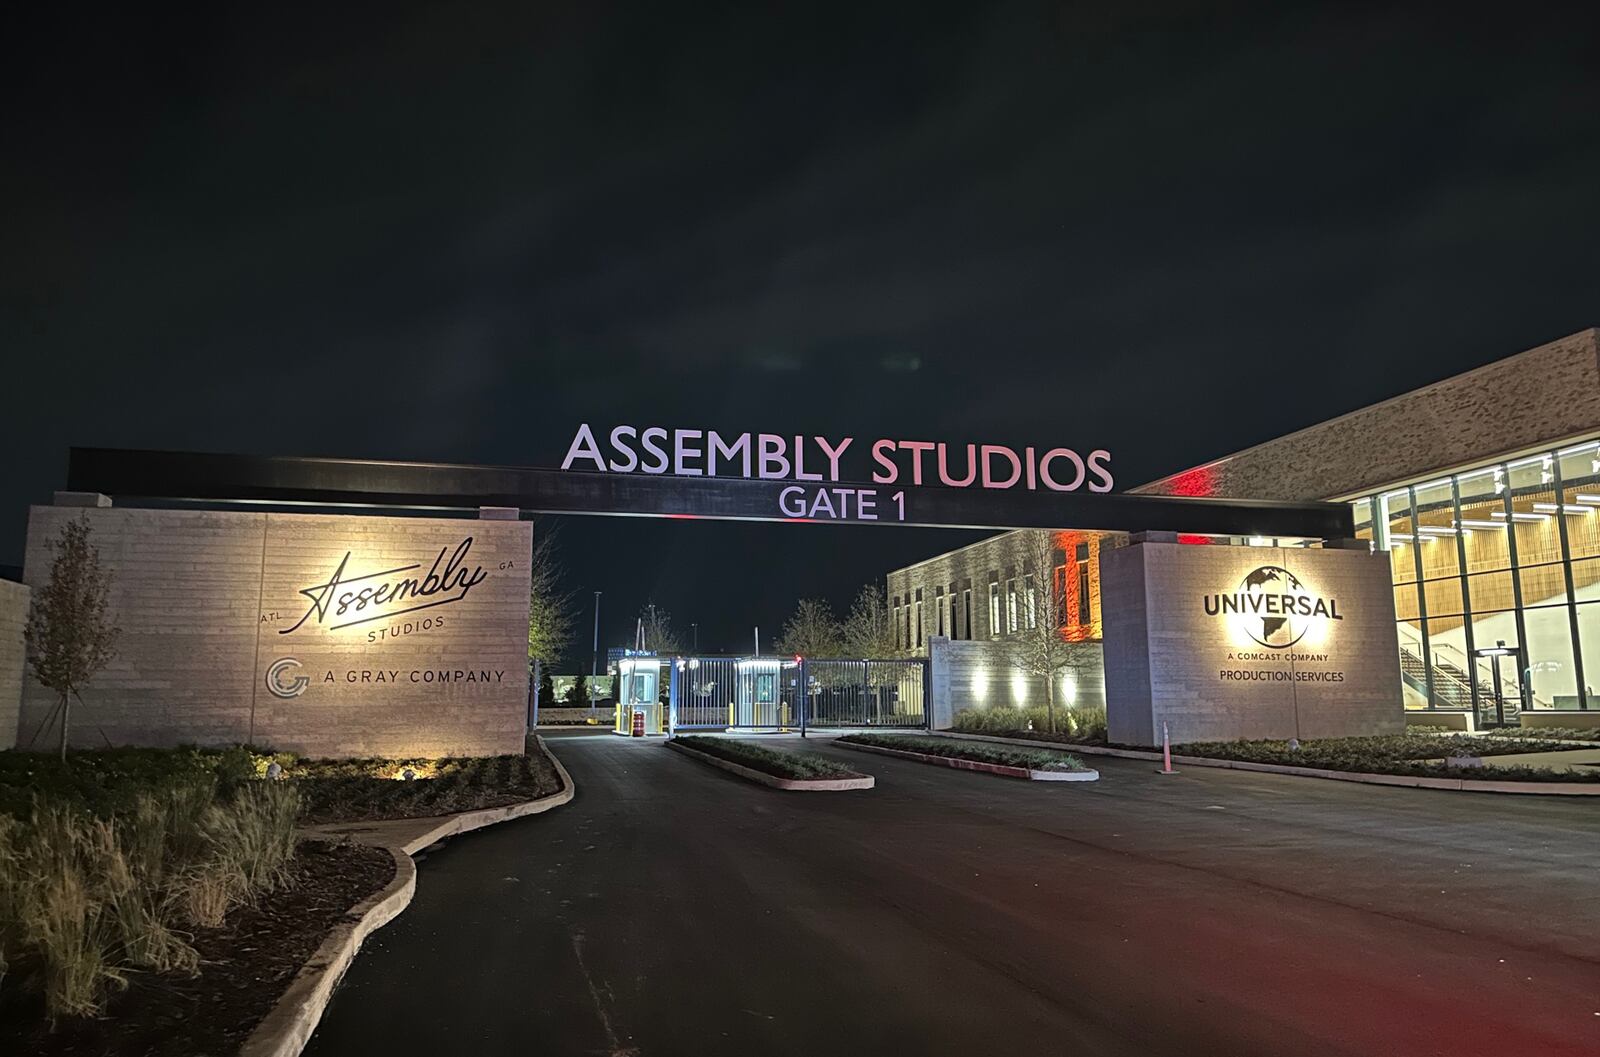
<box><xmin>565</xmin><ymin>673</ymin><xmax>590</xmax><ymax>708</ymax></box>
<box><xmin>639</xmin><ymin>605</ymin><xmax>682</xmax><ymax>654</ymax></box>
<box><xmin>773</xmin><ymin>598</ymin><xmax>842</xmax><ymax>657</ymax></box>
<box><xmin>24</xmin><ymin>516</ymin><xmax>120</xmax><ymax>759</ymax></box>
<box><xmin>840</xmin><ymin>584</ymin><xmax>898</xmax><ymax>657</ymax></box>
<box><xmin>528</xmin><ymin>524</ymin><xmax>576</xmax><ymax>670</ymax></box>
<box><xmin>538</xmin><ymin>665</ymin><xmax>556</xmax><ymax>707</ymax></box>
<box><xmin>987</xmin><ymin>530</ymin><xmax>1084</xmax><ymax>734</ymax></box>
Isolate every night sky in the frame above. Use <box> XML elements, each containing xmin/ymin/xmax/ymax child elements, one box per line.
<box><xmin>3</xmin><ymin>3</ymin><xmax>1597</xmax><ymax>660</ymax></box>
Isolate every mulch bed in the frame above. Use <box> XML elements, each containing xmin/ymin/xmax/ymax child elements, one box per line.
<box><xmin>0</xmin><ymin>838</ymin><xmax>396</xmax><ymax>1057</ymax></box>
<box><xmin>295</xmin><ymin>750</ymin><xmax>564</xmax><ymax>824</ymax></box>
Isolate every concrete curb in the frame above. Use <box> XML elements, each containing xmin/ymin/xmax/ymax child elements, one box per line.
<box><xmin>931</xmin><ymin>730</ymin><xmax>1600</xmax><ymax>795</ymax></box>
<box><xmin>836</xmin><ymin>739</ymin><xmax>1099</xmax><ymax>782</ymax></box>
<box><xmin>239</xmin><ymin>737</ymin><xmax>576</xmax><ymax>1057</ymax></box>
<box><xmin>667</xmin><ymin>739</ymin><xmax>874</xmax><ymax>790</ymax></box>
<box><xmin>239</xmin><ymin>845</ymin><xmax>415</xmax><ymax>1057</ymax></box>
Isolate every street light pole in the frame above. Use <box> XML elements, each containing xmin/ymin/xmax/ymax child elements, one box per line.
<box><xmin>691</xmin><ymin>622</ymin><xmax>698</xmax><ymax>653</ymax></box>
<box><xmin>592</xmin><ymin>591</ymin><xmax>602</xmax><ymax>676</ymax></box>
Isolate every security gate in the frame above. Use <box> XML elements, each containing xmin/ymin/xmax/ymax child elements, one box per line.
<box><xmin>666</xmin><ymin>656</ymin><xmax>926</xmax><ymax>731</ymax></box>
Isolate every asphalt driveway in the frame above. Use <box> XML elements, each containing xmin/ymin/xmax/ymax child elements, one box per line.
<box><xmin>304</xmin><ymin>732</ymin><xmax>1600</xmax><ymax>1056</ymax></box>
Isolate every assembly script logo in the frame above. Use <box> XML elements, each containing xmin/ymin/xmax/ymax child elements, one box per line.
<box><xmin>1203</xmin><ymin>565</ymin><xmax>1342</xmax><ymax>649</ymax></box>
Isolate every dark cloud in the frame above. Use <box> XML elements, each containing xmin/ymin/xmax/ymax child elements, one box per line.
<box><xmin>2</xmin><ymin>1</ymin><xmax>1597</xmax><ymax>652</ymax></box>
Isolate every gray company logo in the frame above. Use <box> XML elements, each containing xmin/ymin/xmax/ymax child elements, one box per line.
<box><xmin>265</xmin><ymin>657</ymin><xmax>310</xmax><ymax>699</ymax></box>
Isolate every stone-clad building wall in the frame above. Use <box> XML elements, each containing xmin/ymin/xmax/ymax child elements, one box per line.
<box><xmin>926</xmin><ymin>636</ymin><xmax>1105</xmax><ymax>729</ymax></box>
<box><xmin>886</xmin><ymin>531</ymin><xmax>1109</xmax><ymax>655</ymax></box>
<box><xmin>20</xmin><ymin>505</ymin><xmax>532</xmax><ymax>758</ymax></box>
<box><xmin>1136</xmin><ymin>328</ymin><xmax>1600</xmax><ymax>502</ymax></box>
<box><xmin>0</xmin><ymin>579</ymin><xmax>29</xmax><ymax>750</ymax></box>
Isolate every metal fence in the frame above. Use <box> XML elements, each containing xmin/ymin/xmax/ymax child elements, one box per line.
<box><xmin>666</xmin><ymin>656</ymin><xmax>925</xmax><ymax>731</ymax></box>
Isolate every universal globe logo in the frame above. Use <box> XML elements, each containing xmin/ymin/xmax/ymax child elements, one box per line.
<box><xmin>1203</xmin><ymin>566</ymin><xmax>1342</xmax><ymax>648</ymax></box>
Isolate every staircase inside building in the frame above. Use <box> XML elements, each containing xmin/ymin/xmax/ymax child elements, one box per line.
<box><xmin>1398</xmin><ymin>644</ymin><xmax>1477</xmax><ymax>710</ymax></box>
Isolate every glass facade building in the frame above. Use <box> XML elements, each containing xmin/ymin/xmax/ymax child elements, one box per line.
<box><xmin>1351</xmin><ymin>438</ymin><xmax>1600</xmax><ymax>724</ymax></box>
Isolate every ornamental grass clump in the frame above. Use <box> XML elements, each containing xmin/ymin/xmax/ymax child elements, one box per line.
<box><xmin>0</xmin><ymin>777</ymin><xmax>301</xmax><ymax>1021</ymax></box>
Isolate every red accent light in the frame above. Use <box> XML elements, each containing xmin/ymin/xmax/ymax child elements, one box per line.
<box><xmin>1177</xmin><ymin>534</ymin><xmax>1212</xmax><ymax>545</ymax></box>
<box><xmin>1163</xmin><ymin>466</ymin><xmax>1218</xmax><ymax>498</ymax></box>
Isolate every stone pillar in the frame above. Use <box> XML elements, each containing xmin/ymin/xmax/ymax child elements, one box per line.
<box><xmin>0</xmin><ymin>580</ymin><xmax>28</xmax><ymax>750</ymax></box>
<box><xmin>1101</xmin><ymin>539</ymin><xmax>1403</xmax><ymax>747</ymax></box>
<box><xmin>926</xmin><ymin>635</ymin><xmax>953</xmax><ymax>729</ymax></box>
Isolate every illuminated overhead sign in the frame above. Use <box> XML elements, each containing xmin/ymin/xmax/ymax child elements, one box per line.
<box><xmin>559</xmin><ymin>423</ymin><xmax>1114</xmax><ymax>524</ymax></box>
<box><xmin>559</xmin><ymin>424</ymin><xmax>1114</xmax><ymax>492</ymax></box>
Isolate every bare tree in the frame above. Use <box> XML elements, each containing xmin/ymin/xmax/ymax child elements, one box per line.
<box><xmin>840</xmin><ymin>583</ymin><xmax>898</xmax><ymax>657</ymax></box>
<box><xmin>527</xmin><ymin>523</ymin><xmax>576</xmax><ymax>669</ymax></box>
<box><xmin>987</xmin><ymin>529</ymin><xmax>1089</xmax><ymax>734</ymax></box>
<box><xmin>773</xmin><ymin>598</ymin><xmax>842</xmax><ymax>657</ymax></box>
<box><xmin>25</xmin><ymin>516</ymin><xmax>121</xmax><ymax>759</ymax></box>
<box><xmin>639</xmin><ymin>604</ymin><xmax>682</xmax><ymax>654</ymax></box>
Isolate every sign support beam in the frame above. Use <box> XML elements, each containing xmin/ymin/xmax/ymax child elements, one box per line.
<box><xmin>66</xmin><ymin>447</ymin><xmax>1354</xmax><ymax>539</ymax></box>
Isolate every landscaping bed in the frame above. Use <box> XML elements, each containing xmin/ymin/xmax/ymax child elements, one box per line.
<box><xmin>291</xmin><ymin>751</ymin><xmax>564</xmax><ymax>823</ymax></box>
<box><xmin>669</xmin><ymin>736</ymin><xmax>870</xmax><ymax>788</ymax></box>
<box><xmin>0</xmin><ymin>837</ymin><xmax>394</xmax><ymax>1057</ymax></box>
<box><xmin>0</xmin><ymin>740</ymin><xmax>567</xmax><ymax>1046</ymax></box>
<box><xmin>951</xmin><ymin>705</ymin><xmax>1108</xmax><ymax>745</ymax></box>
<box><xmin>837</xmin><ymin>733</ymin><xmax>1093</xmax><ymax>778</ymax></box>
<box><xmin>1171</xmin><ymin>732</ymin><xmax>1600</xmax><ymax>781</ymax></box>
<box><xmin>0</xmin><ymin>744</ymin><xmax>566</xmax><ymax>824</ymax></box>
<box><xmin>1483</xmin><ymin>726</ymin><xmax>1600</xmax><ymax>744</ymax></box>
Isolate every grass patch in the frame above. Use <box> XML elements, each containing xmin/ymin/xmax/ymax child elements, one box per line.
<box><xmin>838</xmin><ymin>733</ymin><xmax>1088</xmax><ymax>772</ymax></box>
<box><xmin>1174</xmin><ymin>732</ymin><xmax>1600</xmax><ymax>782</ymax></box>
<box><xmin>671</xmin><ymin>737</ymin><xmax>865</xmax><ymax>780</ymax></box>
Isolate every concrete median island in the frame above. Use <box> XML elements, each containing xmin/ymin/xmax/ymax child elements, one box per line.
<box><xmin>835</xmin><ymin>733</ymin><xmax>1099</xmax><ymax>781</ymax></box>
<box><xmin>667</xmin><ymin>736</ymin><xmax>874</xmax><ymax>790</ymax></box>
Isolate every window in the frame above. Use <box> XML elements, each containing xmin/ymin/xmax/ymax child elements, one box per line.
<box><xmin>904</xmin><ymin>597</ymin><xmax>912</xmax><ymax>648</ymax></box>
<box><xmin>1024</xmin><ymin>574</ymin><xmax>1037</xmax><ymax>629</ymax></box>
<box><xmin>988</xmin><ymin>582</ymin><xmax>1001</xmax><ymax>638</ymax></box>
<box><xmin>963</xmin><ymin>588</ymin><xmax>973</xmax><ymax>640</ymax></box>
<box><xmin>1053</xmin><ymin>562</ymin><xmax>1067</xmax><ymax>626</ymax></box>
<box><xmin>1074</xmin><ymin>543</ymin><xmax>1092</xmax><ymax>626</ymax></box>
<box><xmin>949</xmin><ymin>585</ymin><xmax>959</xmax><ymax>641</ymax></box>
<box><xmin>935</xmin><ymin>586</ymin><xmax>945</xmax><ymax>637</ymax></box>
<box><xmin>914</xmin><ymin>589</ymin><xmax>923</xmax><ymax>649</ymax></box>
<box><xmin>891</xmin><ymin>597</ymin><xmax>900</xmax><ymax>650</ymax></box>
<box><xmin>1006</xmin><ymin>578</ymin><xmax>1018</xmax><ymax>634</ymax></box>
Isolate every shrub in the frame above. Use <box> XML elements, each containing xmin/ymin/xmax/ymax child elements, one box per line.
<box><xmin>953</xmin><ymin>705</ymin><xmax>1107</xmax><ymax>743</ymax></box>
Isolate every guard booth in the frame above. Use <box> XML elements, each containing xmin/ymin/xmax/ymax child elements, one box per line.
<box><xmin>665</xmin><ymin>655</ymin><xmax>927</xmax><ymax>732</ymax></box>
<box><xmin>613</xmin><ymin>653</ymin><xmax>664</xmax><ymax>735</ymax></box>
<box><xmin>733</xmin><ymin>657</ymin><xmax>796</xmax><ymax>728</ymax></box>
